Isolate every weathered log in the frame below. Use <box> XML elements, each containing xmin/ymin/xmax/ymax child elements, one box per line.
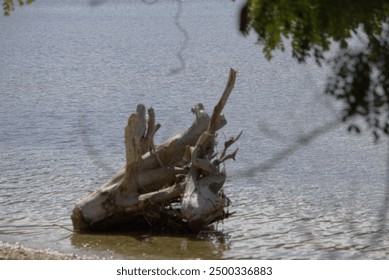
<box><xmin>71</xmin><ymin>68</ymin><xmax>238</xmax><ymax>233</ymax></box>
<box><xmin>181</xmin><ymin>131</ymin><xmax>227</xmax><ymax>230</ymax></box>
<box><xmin>71</xmin><ymin>106</ymin><xmax>211</xmax><ymax>232</ymax></box>
<box><xmin>181</xmin><ymin>69</ymin><xmax>237</xmax><ymax>230</ymax></box>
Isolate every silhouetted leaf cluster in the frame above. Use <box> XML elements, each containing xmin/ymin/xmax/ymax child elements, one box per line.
<box><xmin>240</xmin><ymin>0</ymin><xmax>389</xmax><ymax>139</ymax></box>
<box><xmin>326</xmin><ymin>23</ymin><xmax>389</xmax><ymax>141</ymax></box>
<box><xmin>2</xmin><ymin>0</ymin><xmax>33</xmax><ymax>16</ymax></box>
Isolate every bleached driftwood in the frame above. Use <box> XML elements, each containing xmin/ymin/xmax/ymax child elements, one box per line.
<box><xmin>71</xmin><ymin>68</ymin><xmax>239</xmax><ymax>232</ymax></box>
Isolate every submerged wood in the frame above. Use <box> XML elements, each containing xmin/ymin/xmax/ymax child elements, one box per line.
<box><xmin>71</xmin><ymin>69</ymin><xmax>238</xmax><ymax>233</ymax></box>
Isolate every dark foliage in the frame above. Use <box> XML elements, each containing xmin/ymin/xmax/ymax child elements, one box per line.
<box><xmin>240</xmin><ymin>0</ymin><xmax>389</xmax><ymax>139</ymax></box>
<box><xmin>2</xmin><ymin>0</ymin><xmax>34</xmax><ymax>16</ymax></box>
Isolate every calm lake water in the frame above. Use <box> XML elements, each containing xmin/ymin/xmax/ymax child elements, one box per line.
<box><xmin>0</xmin><ymin>0</ymin><xmax>388</xmax><ymax>259</ymax></box>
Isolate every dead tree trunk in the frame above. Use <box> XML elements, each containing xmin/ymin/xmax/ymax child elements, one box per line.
<box><xmin>71</xmin><ymin>69</ymin><xmax>239</xmax><ymax>233</ymax></box>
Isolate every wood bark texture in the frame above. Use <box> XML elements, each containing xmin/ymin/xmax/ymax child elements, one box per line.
<box><xmin>71</xmin><ymin>68</ymin><xmax>239</xmax><ymax>233</ymax></box>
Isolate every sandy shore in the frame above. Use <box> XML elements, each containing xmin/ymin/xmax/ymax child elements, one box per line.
<box><xmin>0</xmin><ymin>241</ymin><xmax>92</xmax><ymax>260</ymax></box>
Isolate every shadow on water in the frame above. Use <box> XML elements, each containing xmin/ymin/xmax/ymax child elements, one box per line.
<box><xmin>70</xmin><ymin>227</ymin><xmax>231</xmax><ymax>259</ymax></box>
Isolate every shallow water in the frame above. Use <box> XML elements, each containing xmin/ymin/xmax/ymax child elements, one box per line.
<box><xmin>0</xmin><ymin>0</ymin><xmax>388</xmax><ymax>259</ymax></box>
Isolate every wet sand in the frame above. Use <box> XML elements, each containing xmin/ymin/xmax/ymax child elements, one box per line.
<box><xmin>0</xmin><ymin>241</ymin><xmax>89</xmax><ymax>260</ymax></box>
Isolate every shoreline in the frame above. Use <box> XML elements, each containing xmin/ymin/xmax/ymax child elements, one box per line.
<box><xmin>0</xmin><ymin>241</ymin><xmax>93</xmax><ymax>260</ymax></box>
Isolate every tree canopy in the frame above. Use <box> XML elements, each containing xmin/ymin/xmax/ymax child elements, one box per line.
<box><xmin>240</xmin><ymin>0</ymin><xmax>389</xmax><ymax>140</ymax></box>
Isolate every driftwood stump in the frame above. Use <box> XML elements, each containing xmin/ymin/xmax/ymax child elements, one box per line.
<box><xmin>71</xmin><ymin>69</ymin><xmax>240</xmax><ymax>233</ymax></box>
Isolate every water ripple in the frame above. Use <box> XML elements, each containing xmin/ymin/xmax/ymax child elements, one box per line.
<box><xmin>1</xmin><ymin>0</ymin><xmax>388</xmax><ymax>259</ymax></box>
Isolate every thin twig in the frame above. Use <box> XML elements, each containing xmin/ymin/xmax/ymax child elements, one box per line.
<box><xmin>170</xmin><ymin>0</ymin><xmax>189</xmax><ymax>75</ymax></box>
<box><xmin>243</xmin><ymin>119</ymin><xmax>341</xmax><ymax>176</ymax></box>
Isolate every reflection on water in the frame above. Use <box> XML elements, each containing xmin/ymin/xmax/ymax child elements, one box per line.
<box><xmin>71</xmin><ymin>229</ymin><xmax>231</xmax><ymax>260</ymax></box>
<box><xmin>0</xmin><ymin>0</ymin><xmax>388</xmax><ymax>259</ymax></box>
